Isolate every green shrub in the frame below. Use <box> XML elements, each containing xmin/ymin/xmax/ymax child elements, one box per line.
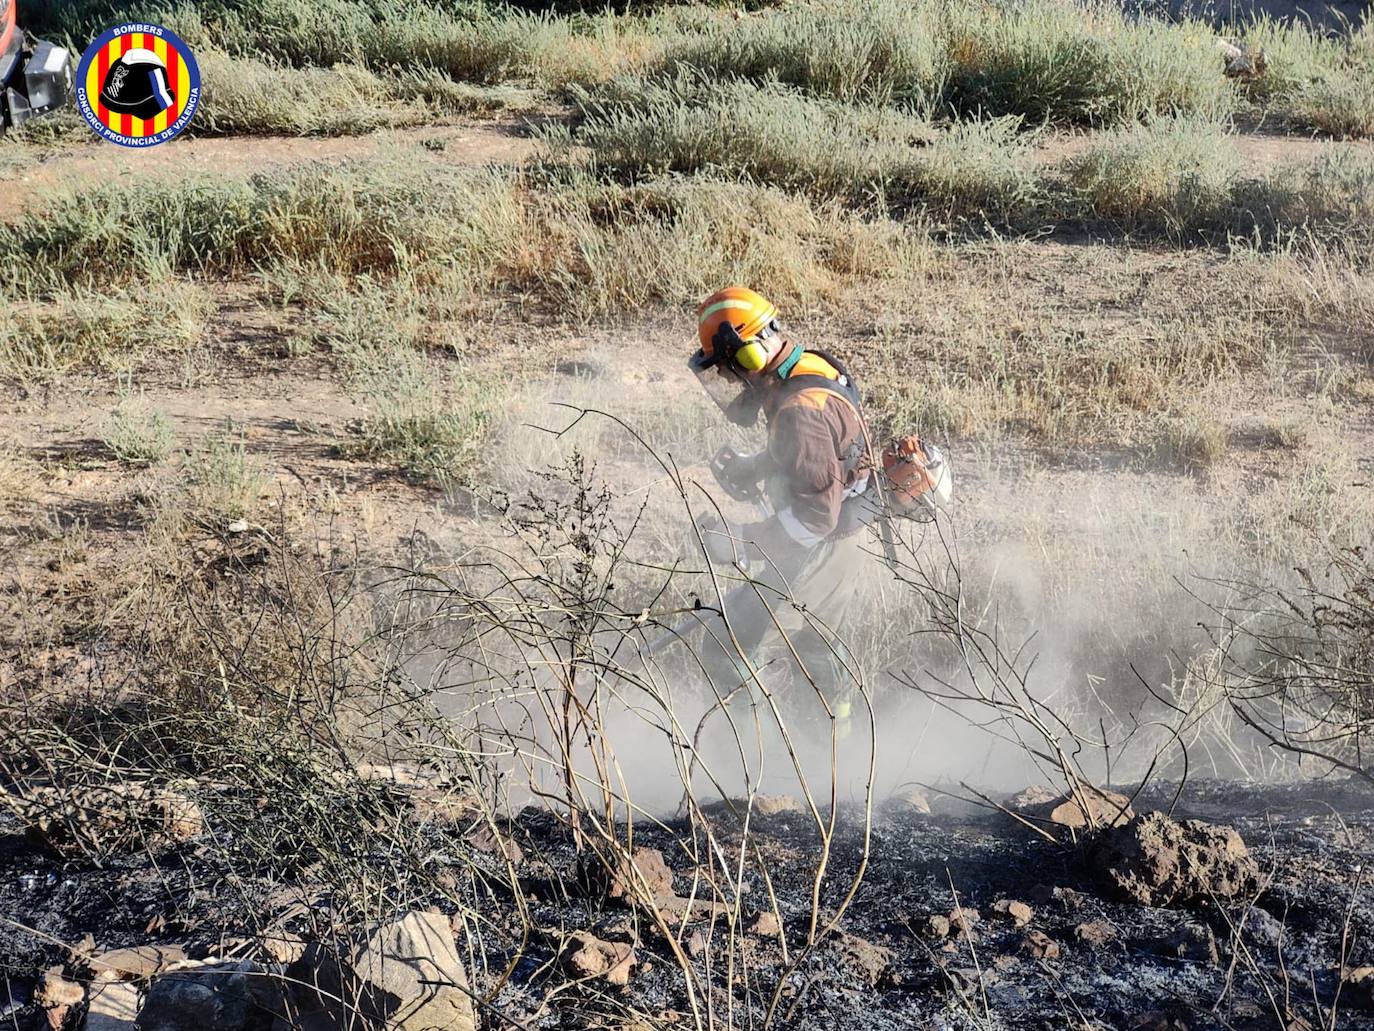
<box><xmin>667</xmin><ymin>0</ymin><xmax>947</xmax><ymax>109</ymax></box>
<box><xmin>1069</xmin><ymin>116</ymin><xmax>1240</xmax><ymax>232</ymax></box>
<box><xmin>1288</xmin><ymin>71</ymin><xmax>1374</xmax><ymax>140</ymax></box>
<box><xmin>102</xmin><ymin>394</ymin><xmax>177</xmax><ymax>467</ymax></box>
<box><xmin>945</xmin><ymin>0</ymin><xmax>1234</xmax><ymax>126</ymax></box>
<box><xmin>341</xmin><ymin>351</ymin><xmax>495</xmax><ymax>487</ymax></box>
<box><xmin>2</xmin><ymin>161</ymin><xmax>522</xmax><ymax>285</ymax></box>
<box><xmin>572</xmin><ymin>75</ymin><xmax>1038</xmax><ymax>218</ymax></box>
<box><xmin>182</xmin><ymin>427</ymin><xmax>268</xmax><ymax>519</ymax></box>
<box><xmin>1233</xmin><ymin>147</ymin><xmax>1374</xmax><ymax>247</ymax></box>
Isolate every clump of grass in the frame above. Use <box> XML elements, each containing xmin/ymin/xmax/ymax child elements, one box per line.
<box><xmin>1158</xmin><ymin>413</ymin><xmax>1231</xmax><ymax>472</ymax></box>
<box><xmin>101</xmin><ymin>392</ymin><xmax>177</xmax><ymax>467</ymax></box>
<box><xmin>1235</xmin><ymin>17</ymin><xmax>1374</xmax><ymax>139</ymax></box>
<box><xmin>2</xmin><ymin>161</ymin><xmax>522</xmax><ymax>288</ymax></box>
<box><xmin>570</xmin><ymin>74</ymin><xmax>937</xmax><ymax>193</ymax></box>
<box><xmin>1232</xmin><ymin>147</ymin><xmax>1374</xmax><ymax>248</ymax></box>
<box><xmin>194</xmin><ymin>51</ymin><xmax>531</xmax><ymax>136</ymax></box>
<box><xmin>1287</xmin><ymin>72</ymin><xmax>1374</xmax><ymax>140</ymax></box>
<box><xmin>944</xmin><ymin>0</ymin><xmax>1235</xmax><ymax>126</ymax></box>
<box><xmin>0</xmin><ymin>284</ymin><xmax>212</xmax><ymax>382</ymax></box>
<box><xmin>341</xmin><ymin>352</ymin><xmax>495</xmax><ymax>487</ymax></box>
<box><xmin>182</xmin><ymin>427</ymin><xmax>268</xmax><ymax>520</ymax></box>
<box><xmin>518</xmin><ymin>168</ymin><xmax>934</xmax><ymax>320</ymax></box>
<box><xmin>1068</xmin><ymin>115</ymin><xmax>1241</xmax><ymax>233</ymax></box>
<box><xmin>571</xmin><ymin>75</ymin><xmax>1038</xmax><ymax>219</ymax></box>
<box><xmin>666</xmin><ymin>0</ymin><xmax>948</xmax><ymax>109</ymax></box>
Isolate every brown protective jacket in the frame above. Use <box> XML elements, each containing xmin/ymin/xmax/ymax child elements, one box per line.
<box><xmin>743</xmin><ymin>347</ymin><xmax>872</xmax><ymax>549</ymax></box>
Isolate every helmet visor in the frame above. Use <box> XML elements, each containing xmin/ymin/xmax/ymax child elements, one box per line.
<box><xmin>690</xmin><ymin>350</ymin><xmax>760</xmax><ymax>427</ymax></box>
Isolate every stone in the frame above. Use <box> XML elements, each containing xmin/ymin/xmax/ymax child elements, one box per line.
<box><xmin>88</xmin><ymin>944</ymin><xmax>188</xmax><ymax>980</ymax></box>
<box><xmin>1163</xmin><ymin>922</ymin><xmax>1219</xmax><ymax>966</ymax></box>
<box><xmin>1240</xmin><ymin>907</ymin><xmax>1284</xmax><ymax>949</ymax></box>
<box><xmin>1073</xmin><ymin>920</ymin><xmax>1117</xmax><ymax>947</ymax></box>
<box><xmin>1092</xmin><ymin>812</ymin><xmax>1260</xmax><ymax>908</ymax></box>
<box><xmin>748</xmin><ymin>912</ymin><xmax>782</xmax><ymax>938</ymax></box>
<box><xmin>651</xmin><ymin>893</ymin><xmax>730</xmax><ymax>928</ymax></box>
<box><xmin>86</xmin><ymin>980</ymin><xmax>139</xmax><ymax>1031</ymax></box>
<box><xmin>1020</xmin><ymin>930</ymin><xmax>1060</xmax><ymax>960</ymax></box>
<box><xmin>33</xmin><ymin>966</ymin><xmax>84</xmax><ymax>1031</ymax></box>
<box><xmin>137</xmin><ymin>961</ymin><xmax>282</xmax><ymax>1031</ymax></box>
<box><xmin>602</xmin><ymin>847</ymin><xmax>674</xmax><ymax>902</ymax></box>
<box><xmin>991</xmin><ymin>899</ymin><xmax>1033</xmax><ymax>928</ymax></box>
<box><xmin>465</xmin><ymin>822</ymin><xmax>524</xmax><ymax>865</ymax></box>
<box><xmin>922</xmin><ymin>914</ymin><xmax>951</xmax><ymax>940</ymax></box>
<box><xmin>948</xmin><ymin>906</ymin><xmax>981</xmax><ymax>936</ymax></box>
<box><xmin>15</xmin><ymin>782</ymin><xmax>203</xmax><ymax>858</ymax></box>
<box><xmin>256</xmin><ymin>931</ymin><xmax>305</xmax><ymax>965</ymax></box>
<box><xmin>282</xmin><ymin>911</ymin><xmax>475</xmax><ymax>1031</ymax></box>
<box><xmin>1018</xmin><ymin>785</ymin><xmax>1135</xmax><ymax>832</ymax></box>
<box><xmin>832</xmin><ymin>932</ymin><xmax>895</xmax><ymax>987</ymax></box>
<box><xmin>561</xmin><ymin>931</ymin><xmax>637</xmax><ymax>986</ymax></box>
<box><xmin>751</xmin><ymin>795</ymin><xmax>806</xmax><ymax>816</ymax></box>
<box><xmin>886</xmin><ymin>786</ymin><xmax>931</xmax><ymax>816</ymax></box>
<box><xmin>1007</xmin><ymin>785</ymin><xmax>1058</xmax><ymax>809</ymax></box>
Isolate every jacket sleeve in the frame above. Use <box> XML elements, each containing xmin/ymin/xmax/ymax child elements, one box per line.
<box><xmin>755</xmin><ymin>401</ymin><xmax>845</xmax><ymax>546</ymax></box>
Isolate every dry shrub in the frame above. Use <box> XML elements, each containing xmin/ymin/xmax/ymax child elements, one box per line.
<box><xmin>0</xmin><ymin>282</ymin><xmax>213</xmax><ymax>382</ymax></box>
<box><xmin>944</xmin><ymin>0</ymin><xmax>1235</xmax><ymax>126</ymax></box>
<box><xmin>1068</xmin><ymin>115</ymin><xmax>1241</xmax><ymax>233</ymax></box>
<box><xmin>666</xmin><ymin>0</ymin><xmax>948</xmax><ymax>109</ymax></box>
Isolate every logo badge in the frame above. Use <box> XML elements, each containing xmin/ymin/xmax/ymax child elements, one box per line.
<box><xmin>75</xmin><ymin>23</ymin><xmax>200</xmax><ymax>147</ymax></box>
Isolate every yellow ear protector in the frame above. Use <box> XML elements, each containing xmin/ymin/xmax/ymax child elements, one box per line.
<box><xmin>714</xmin><ymin>321</ymin><xmax>778</xmax><ymax>372</ymax></box>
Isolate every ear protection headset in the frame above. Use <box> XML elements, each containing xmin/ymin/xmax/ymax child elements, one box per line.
<box><xmin>713</xmin><ymin>319</ymin><xmax>779</xmax><ymax>372</ymax></box>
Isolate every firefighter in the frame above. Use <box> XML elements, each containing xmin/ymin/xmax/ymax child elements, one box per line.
<box><xmin>689</xmin><ymin>285</ymin><xmax>877</xmax><ymax>736</ymax></box>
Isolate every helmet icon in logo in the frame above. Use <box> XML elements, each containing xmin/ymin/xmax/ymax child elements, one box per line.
<box><xmin>99</xmin><ymin>47</ymin><xmax>174</xmax><ymax>120</ymax></box>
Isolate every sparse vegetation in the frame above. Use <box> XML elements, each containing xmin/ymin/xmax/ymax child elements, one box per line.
<box><xmin>180</xmin><ymin>426</ymin><xmax>269</xmax><ymax>519</ymax></box>
<box><xmin>340</xmin><ymin>351</ymin><xmax>497</xmax><ymax>486</ymax></box>
<box><xmin>101</xmin><ymin>392</ymin><xmax>177</xmax><ymax>467</ymax></box>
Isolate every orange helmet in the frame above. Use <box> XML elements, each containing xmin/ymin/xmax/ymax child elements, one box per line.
<box><xmin>694</xmin><ymin>286</ymin><xmax>780</xmax><ymax>372</ymax></box>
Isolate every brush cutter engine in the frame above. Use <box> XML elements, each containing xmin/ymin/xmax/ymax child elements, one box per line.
<box><xmin>879</xmin><ymin>436</ymin><xmax>952</xmax><ymax>522</ymax></box>
<box><xmin>0</xmin><ymin>0</ymin><xmax>72</xmax><ymax>131</ymax></box>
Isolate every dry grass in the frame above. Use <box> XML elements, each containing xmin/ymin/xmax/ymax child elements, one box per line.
<box><xmin>1068</xmin><ymin>115</ymin><xmax>1241</xmax><ymax>233</ymax></box>
<box><xmin>0</xmin><ymin>283</ymin><xmax>213</xmax><ymax>383</ymax></box>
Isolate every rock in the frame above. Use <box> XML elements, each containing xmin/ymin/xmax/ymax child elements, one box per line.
<box><xmin>948</xmin><ymin>906</ymin><xmax>981</xmax><ymax>936</ymax></box>
<box><xmin>1018</xmin><ymin>785</ymin><xmax>1134</xmax><ymax>832</ymax></box>
<box><xmin>686</xmin><ymin>930</ymin><xmax>708</xmax><ymax>958</ymax></box>
<box><xmin>88</xmin><ymin>944</ymin><xmax>188</xmax><ymax>981</ymax></box>
<box><xmin>1074</xmin><ymin>920</ymin><xmax>1117</xmax><ymax>947</ymax></box>
<box><xmin>256</xmin><ymin>931</ymin><xmax>305</xmax><ymax>965</ymax></box>
<box><xmin>601</xmin><ymin>847</ymin><xmax>674</xmax><ymax>902</ymax></box>
<box><xmin>922</xmin><ymin>915</ymin><xmax>951</xmax><ymax>940</ymax></box>
<box><xmin>138</xmin><ymin>961</ymin><xmax>281</xmax><ymax>1031</ymax></box>
<box><xmin>751</xmin><ymin>795</ymin><xmax>806</xmax><ymax>816</ymax></box>
<box><xmin>1240</xmin><ymin>907</ymin><xmax>1284</xmax><ymax>949</ymax></box>
<box><xmin>14</xmin><ymin>782</ymin><xmax>203</xmax><ymax>858</ymax></box>
<box><xmin>1091</xmin><ymin>812</ymin><xmax>1260</xmax><ymax>908</ymax></box>
<box><xmin>991</xmin><ymin>899</ymin><xmax>1033</xmax><ymax>928</ymax></box>
<box><xmin>1007</xmin><ymin>785</ymin><xmax>1058</xmax><ymax>809</ymax></box>
<box><xmin>561</xmin><ymin>931</ymin><xmax>637</xmax><ymax>986</ymax></box>
<box><xmin>33</xmin><ymin>966</ymin><xmax>84</xmax><ymax>1031</ymax></box>
<box><xmin>886</xmin><ymin>785</ymin><xmax>931</xmax><ymax>816</ymax></box>
<box><xmin>651</xmin><ymin>893</ymin><xmax>730</xmax><ymax>928</ymax></box>
<box><xmin>1019</xmin><ymin>930</ymin><xmax>1060</xmax><ymax>960</ymax></box>
<box><xmin>465</xmin><ymin>822</ymin><xmax>524</xmax><ymax>865</ymax></box>
<box><xmin>1216</xmin><ymin>38</ymin><xmax>1266</xmax><ymax>77</ymax></box>
<box><xmin>1163</xmin><ymin>922</ymin><xmax>1219</xmax><ymax>966</ymax></box>
<box><xmin>833</xmin><ymin>931</ymin><xmax>896</xmax><ymax>987</ymax></box>
<box><xmin>86</xmin><ymin>980</ymin><xmax>139</xmax><ymax>1031</ymax></box>
<box><xmin>282</xmin><ymin>911</ymin><xmax>475</xmax><ymax>1031</ymax></box>
<box><xmin>1028</xmin><ymin>884</ymin><xmax>1085</xmax><ymax>910</ymax></box>
<box><xmin>748</xmin><ymin>912</ymin><xmax>782</xmax><ymax>938</ymax></box>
